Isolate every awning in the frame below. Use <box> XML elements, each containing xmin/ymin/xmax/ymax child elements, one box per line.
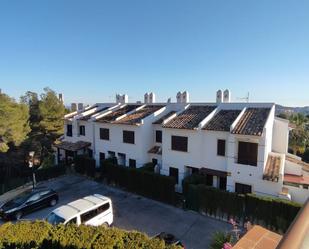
<box><xmin>148</xmin><ymin>146</ymin><xmax>162</xmax><ymax>155</ymax></box>
<box><xmin>263</xmin><ymin>154</ymin><xmax>281</xmax><ymax>182</ymax></box>
<box><xmin>199</xmin><ymin>167</ymin><xmax>228</xmax><ymax>177</ymax></box>
<box><xmin>54</xmin><ymin>141</ymin><xmax>91</xmax><ymax>152</ymax></box>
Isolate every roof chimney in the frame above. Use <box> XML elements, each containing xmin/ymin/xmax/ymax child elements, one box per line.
<box><xmin>223</xmin><ymin>89</ymin><xmax>231</xmax><ymax>103</ymax></box>
<box><xmin>216</xmin><ymin>90</ymin><xmax>223</xmax><ymax>103</ymax></box>
<box><xmin>149</xmin><ymin>92</ymin><xmax>156</xmax><ymax>103</ymax></box>
<box><xmin>116</xmin><ymin>94</ymin><xmax>128</xmax><ymax>104</ymax></box>
<box><xmin>176</xmin><ymin>92</ymin><xmax>182</xmax><ymax>103</ymax></box>
<box><xmin>58</xmin><ymin>93</ymin><xmax>63</xmax><ymax>103</ymax></box>
<box><xmin>182</xmin><ymin>91</ymin><xmax>189</xmax><ymax>103</ymax></box>
<box><xmin>144</xmin><ymin>93</ymin><xmax>149</xmax><ymax>104</ymax></box>
<box><xmin>71</xmin><ymin>103</ymin><xmax>77</xmax><ymax>112</ymax></box>
<box><xmin>77</xmin><ymin>103</ymin><xmax>84</xmax><ymax>111</ymax></box>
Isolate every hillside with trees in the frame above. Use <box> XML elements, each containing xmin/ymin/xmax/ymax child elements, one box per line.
<box><xmin>277</xmin><ymin>112</ymin><xmax>309</xmax><ymax>163</ymax></box>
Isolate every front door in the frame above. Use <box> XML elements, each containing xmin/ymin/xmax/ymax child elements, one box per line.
<box><xmin>88</xmin><ymin>149</ymin><xmax>93</xmax><ymax>158</ymax></box>
<box><xmin>206</xmin><ymin>174</ymin><xmax>213</xmax><ymax>186</ymax></box>
<box><xmin>219</xmin><ymin>177</ymin><xmax>227</xmax><ymax>190</ymax></box>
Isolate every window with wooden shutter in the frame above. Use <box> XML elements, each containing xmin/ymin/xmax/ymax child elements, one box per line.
<box><xmin>129</xmin><ymin>159</ymin><xmax>136</xmax><ymax>168</ymax></box>
<box><xmin>237</xmin><ymin>142</ymin><xmax>258</xmax><ymax>166</ymax></box>
<box><xmin>79</xmin><ymin>125</ymin><xmax>85</xmax><ymax>136</ymax></box>
<box><xmin>171</xmin><ymin>136</ymin><xmax>188</xmax><ymax>152</ymax></box>
<box><xmin>123</xmin><ymin>130</ymin><xmax>135</xmax><ymax>144</ymax></box>
<box><xmin>100</xmin><ymin>128</ymin><xmax>109</xmax><ymax>140</ymax></box>
<box><xmin>67</xmin><ymin>124</ymin><xmax>72</xmax><ymax>137</ymax></box>
<box><xmin>156</xmin><ymin>130</ymin><xmax>162</xmax><ymax>143</ymax></box>
<box><xmin>217</xmin><ymin>139</ymin><xmax>226</xmax><ymax>156</ymax></box>
<box><xmin>169</xmin><ymin>167</ymin><xmax>179</xmax><ymax>184</ymax></box>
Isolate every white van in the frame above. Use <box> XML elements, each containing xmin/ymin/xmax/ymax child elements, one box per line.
<box><xmin>46</xmin><ymin>194</ymin><xmax>113</xmax><ymax>226</ymax></box>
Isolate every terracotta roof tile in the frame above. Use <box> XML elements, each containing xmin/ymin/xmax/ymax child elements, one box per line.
<box><xmin>114</xmin><ymin>105</ymin><xmax>165</xmax><ymax>125</ymax></box>
<box><xmin>284</xmin><ymin>174</ymin><xmax>309</xmax><ymax>185</ymax></box>
<box><xmin>203</xmin><ymin>109</ymin><xmax>241</xmax><ymax>131</ymax></box>
<box><xmin>153</xmin><ymin>111</ymin><xmax>177</xmax><ymax>124</ymax></box>
<box><xmin>65</xmin><ymin>105</ymin><xmax>96</xmax><ymax>119</ymax></box>
<box><xmin>232</xmin><ymin>108</ymin><xmax>270</xmax><ymax>136</ymax></box>
<box><xmin>96</xmin><ymin>105</ymin><xmax>141</xmax><ymax>123</ymax></box>
<box><xmin>79</xmin><ymin>107</ymin><xmax>109</xmax><ymax>121</ymax></box>
<box><xmin>163</xmin><ymin>105</ymin><xmax>216</xmax><ymax>130</ymax></box>
<box><xmin>148</xmin><ymin>146</ymin><xmax>162</xmax><ymax>155</ymax></box>
<box><xmin>263</xmin><ymin>154</ymin><xmax>281</xmax><ymax>182</ymax></box>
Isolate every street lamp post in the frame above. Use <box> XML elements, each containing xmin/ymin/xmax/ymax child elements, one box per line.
<box><xmin>29</xmin><ymin>151</ymin><xmax>36</xmax><ymax>189</ymax></box>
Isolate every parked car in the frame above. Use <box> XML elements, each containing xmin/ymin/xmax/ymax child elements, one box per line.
<box><xmin>154</xmin><ymin>232</ymin><xmax>185</xmax><ymax>248</ymax></box>
<box><xmin>46</xmin><ymin>194</ymin><xmax>113</xmax><ymax>227</ymax></box>
<box><xmin>0</xmin><ymin>188</ymin><xmax>58</xmax><ymax>220</ymax></box>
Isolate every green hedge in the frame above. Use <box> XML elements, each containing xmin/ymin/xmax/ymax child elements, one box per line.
<box><xmin>0</xmin><ymin>165</ymin><xmax>66</xmax><ymax>195</ymax></box>
<box><xmin>102</xmin><ymin>160</ymin><xmax>176</xmax><ymax>204</ymax></box>
<box><xmin>244</xmin><ymin>194</ymin><xmax>301</xmax><ymax>232</ymax></box>
<box><xmin>0</xmin><ymin>221</ymin><xmax>181</xmax><ymax>249</ymax></box>
<box><xmin>184</xmin><ymin>182</ymin><xmax>302</xmax><ymax>233</ymax></box>
<box><xmin>182</xmin><ymin>173</ymin><xmax>210</xmax><ymax>194</ymax></box>
<box><xmin>138</xmin><ymin>162</ymin><xmax>155</xmax><ymax>172</ymax></box>
<box><xmin>74</xmin><ymin>155</ymin><xmax>96</xmax><ymax>177</ymax></box>
<box><xmin>0</xmin><ymin>177</ymin><xmax>28</xmax><ymax>195</ymax></box>
<box><xmin>36</xmin><ymin>165</ymin><xmax>66</xmax><ymax>182</ymax></box>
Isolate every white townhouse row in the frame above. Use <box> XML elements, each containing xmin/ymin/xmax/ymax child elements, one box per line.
<box><xmin>55</xmin><ymin>90</ymin><xmax>309</xmax><ymax>204</ymax></box>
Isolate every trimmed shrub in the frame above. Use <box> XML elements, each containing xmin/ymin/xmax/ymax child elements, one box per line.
<box><xmin>0</xmin><ymin>221</ymin><xmax>181</xmax><ymax>249</ymax></box>
<box><xmin>102</xmin><ymin>162</ymin><xmax>176</xmax><ymax>204</ymax></box>
<box><xmin>74</xmin><ymin>155</ymin><xmax>96</xmax><ymax>177</ymax></box>
<box><xmin>182</xmin><ymin>173</ymin><xmax>209</xmax><ymax>195</ymax></box>
<box><xmin>139</xmin><ymin>162</ymin><xmax>155</xmax><ymax>172</ymax></box>
<box><xmin>183</xmin><ymin>176</ymin><xmax>302</xmax><ymax>233</ymax></box>
<box><xmin>209</xmin><ymin>231</ymin><xmax>232</xmax><ymax>249</ymax></box>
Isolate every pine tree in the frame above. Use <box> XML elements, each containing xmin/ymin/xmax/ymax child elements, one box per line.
<box><xmin>39</xmin><ymin>87</ymin><xmax>65</xmax><ymax>137</ymax></box>
<box><xmin>0</xmin><ymin>93</ymin><xmax>30</xmax><ymax>152</ymax></box>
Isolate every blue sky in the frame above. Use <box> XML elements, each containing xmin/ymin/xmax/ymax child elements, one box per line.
<box><xmin>0</xmin><ymin>0</ymin><xmax>308</xmax><ymax>106</ymax></box>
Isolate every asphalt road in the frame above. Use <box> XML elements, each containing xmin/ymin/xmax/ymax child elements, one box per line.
<box><xmin>0</xmin><ymin>175</ymin><xmax>230</xmax><ymax>249</ymax></box>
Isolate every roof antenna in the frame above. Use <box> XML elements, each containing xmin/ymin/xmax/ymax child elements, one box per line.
<box><xmin>237</xmin><ymin>92</ymin><xmax>249</xmax><ymax>103</ymax></box>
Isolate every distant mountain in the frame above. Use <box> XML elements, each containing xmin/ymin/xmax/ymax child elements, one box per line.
<box><xmin>275</xmin><ymin>105</ymin><xmax>309</xmax><ymax>116</ymax></box>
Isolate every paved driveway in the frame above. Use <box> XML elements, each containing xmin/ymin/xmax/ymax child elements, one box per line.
<box><xmin>0</xmin><ymin>175</ymin><xmax>230</xmax><ymax>249</ymax></box>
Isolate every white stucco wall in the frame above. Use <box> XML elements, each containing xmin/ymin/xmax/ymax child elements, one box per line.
<box><xmin>226</xmin><ymin>134</ymin><xmax>278</xmax><ymax>195</ymax></box>
<box><xmin>161</xmin><ymin>128</ymin><xmax>202</xmax><ymax>191</ymax></box>
<box><xmin>285</xmin><ymin>161</ymin><xmax>303</xmax><ymax>176</ymax></box>
<box><xmin>284</xmin><ymin>184</ymin><xmax>309</xmax><ymax>204</ymax></box>
<box><xmin>201</xmin><ymin>131</ymin><xmax>229</xmax><ymax>172</ymax></box>
<box><xmin>272</xmin><ymin>118</ymin><xmax>289</xmax><ymax>154</ymax></box>
<box><xmin>94</xmin><ymin>123</ymin><xmax>146</xmax><ymax>167</ymax></box>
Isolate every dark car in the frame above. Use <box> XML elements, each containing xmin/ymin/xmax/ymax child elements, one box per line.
<box><xmin>154</xmin><ymin>232</ymin><xmax>185</xmax><ymax>248</ymax></box>
<box><xmin>0</xmin><ymin>188</ymin><xmax>58</xmax><ymax>220</ymax></box>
